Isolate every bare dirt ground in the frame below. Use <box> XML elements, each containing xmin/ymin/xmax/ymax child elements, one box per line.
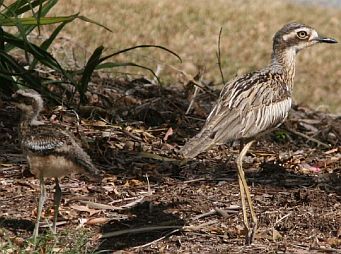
<box><xmin>0</xmin><ymin>75</ymin><xmax>340</xmax><ymax>253</ymax></box>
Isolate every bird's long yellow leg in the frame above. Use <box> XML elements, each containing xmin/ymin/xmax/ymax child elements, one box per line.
<box><xmin>52</xmin><ymin>178</ymin><xmax>61</xmax><ymax>234</ymax></box>
<box><xmin>238</xmin><ymin>172</ymin><xmax>249</xmax><ymax>229</ymax></box>
<box><xmin>33</xmin><ymin>175</ymin><xmax>46</xmax><ymax>244</ymax></box>
<box><xmin>236</xmin><ymin>140</ymin><xmax>257</xmax><ymax>245</ymax></box>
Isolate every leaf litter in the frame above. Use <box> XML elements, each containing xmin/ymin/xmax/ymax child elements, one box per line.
<box><xmin>0</xmin><ymin>72</ymin><xmax>340</xmax><ymax>253</ymax></box>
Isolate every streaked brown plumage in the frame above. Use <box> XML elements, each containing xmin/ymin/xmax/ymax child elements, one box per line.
<box><xmin>180</xmin><ymin>22</ymin><xmax>337</xmax><ymax>244</ymax></box>
<box><xmin>12</xmin><ymin>89</ymin><xmax>98</xmax><ymax>242</ymax></box>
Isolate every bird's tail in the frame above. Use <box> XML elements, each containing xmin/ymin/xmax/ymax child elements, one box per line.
<box><xmin>180</xmin><ymin>131</ymin><xmax>214</xmax><ymax>159</ymax></box>
<box><xmin>73</xmin><ymin>146</ymin><xmax>101</xmax><ymax>181</ymax></box>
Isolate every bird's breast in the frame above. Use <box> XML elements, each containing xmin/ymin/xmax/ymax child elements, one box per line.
<box><xmin>27</xmin><ymin>154</ymin><xmax>81</xmax><ymax>178</ymax></box>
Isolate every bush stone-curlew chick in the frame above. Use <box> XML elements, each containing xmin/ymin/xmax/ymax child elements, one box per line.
<box><xmin>180</xmin><ymin>22</ymin><xmax>337</xmax><ymax>244</ymax></box>
<box><xmin>12</xmin><ymin>88</ymin><xmax>99</xmax><ymax>242</ymax></box>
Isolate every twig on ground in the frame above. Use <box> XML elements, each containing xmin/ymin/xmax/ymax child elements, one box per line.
<box><xmin>80</xmin><ymin>200</ymin><xmax>123</xmax><ymax>210</ymax></box>
<box><xmin>145</xmin><ymin>174</ymin><xmax>152</xmax><ymax>195</ymax></box>
<box><xmin>192</xmin><ymin>210</ymin><xmax>217</xmax><ymax>220</ymax></box>
<box><xmin>100</xmin><ymin>219</ymin><xmax>218</xmax><ymax>240</ymax></box>
<box><xmin>184</xmin><ymin>177</ymin><xmax>238</xmax><ymax>183</ymax></box>
<box><xmin>100</xmin><ymin>225</ymin><xmax>182</xmax><ymax>239</ymax></box>
<box><xmin>40</xmin><ymin>220</ymin><xmax>67</xmax><ymax>228</ymax></box>
<box><xmin>185</xmin><ymin>219</ymin><xmax>219</xmax><ymax>231</ymax></box>
<box><xmin>310</xmin><ymin>247</ymin><xmax>341</xmax><ymax>253</ymax></box>
<box><xmin>118</xmin><ymin>196</ymin><xmax>146</xmax><ymax>209</ymax></box>
<box><xmin>183</xmin><ymin>177</ymin><xmax>207</xmax><ymax>184</ymax></box>
<box><xmin>286</xmin><ymin>128</ymin><xmax>330</xmax><ymax>148</ymax></box>
<box><xmin>108</xmin><ymin>196</ymin><xmax>142</xmax><ymax>205</ymax></box>
<box><xmin>167</xmin><ymin>64</ymin><xmax>216</xmax><ymax>97</ymax></box>
<box><xmin>80</xmin><ymin>196</ymin><xmax>145</xmax><ymax>210</ymax></box>
<box><xmin>133</xmin><ymin>229</ymin><xmax>180</xmax><ymax>249</ymax></box>
<box><xmin>80</xmin><ymin>174</ymin><xmax>153</xmax><ymax>212</ymax></box>
<box><xmin>291</xmin><ymin>244</ymin><xmax>341</xmax><ymax>254</ymax></box>
<box><xmin>137</xmin><ymin>151</ymin><xmax>180</xmax><ymax>162</ymax></box>
<box><xmin>192</xmin><ymin>207</ymin><xmax>240</xmax><ymax>221</ymax></box>
<box><xmin>122</xmin><ymin>129</ymin><xmax>143</xmax><ymax>141</ymax></box>
<box><xmin>185</xmin><ymin>85</ymin><xmax>200</xmax><ymax>115</ymax></box>
<box><xmin>274</xmin><ymin>211</ymin><xmax>292</xmax><ymax>226</ymax></box>
<box><xmin>214</xmin><ymin>207</ymin><xmax>239</xmax><ymax>216</ymax></box>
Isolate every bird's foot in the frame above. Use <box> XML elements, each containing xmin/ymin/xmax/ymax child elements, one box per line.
<box><xmin>244</xmin><ymin>223</ymin><xmax>257</xmax><ymax>245</ymax></box>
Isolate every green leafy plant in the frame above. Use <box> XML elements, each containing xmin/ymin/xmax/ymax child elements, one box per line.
<box><xmin>273</xmin><ymin>130</ymin><xmax>289</xmax><ymax>142</ymax></box>
<box><xmin>0</xmin><ymin>0</ymin><xmax>181</xmax><ymax>106</ymax></box>
<box><xmin>0</xmin><ymin>0</ymin><xmax>108</xmax><ymax>97</ymax></box>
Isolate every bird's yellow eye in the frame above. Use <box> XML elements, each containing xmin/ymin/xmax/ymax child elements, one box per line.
<box><xmin>297</xmin><ymin>31</ymin><xmax>308</xmax><ymax>39</ymax></box>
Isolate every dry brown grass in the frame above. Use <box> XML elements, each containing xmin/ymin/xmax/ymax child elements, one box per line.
<box><xmin>49</xmin><ymin>0</ymin><xmax>341</xmax><ymax>112</ymax></box>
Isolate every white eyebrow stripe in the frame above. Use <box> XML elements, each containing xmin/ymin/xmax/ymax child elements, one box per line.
<box><xmin>294</xmin><ymin>27</ymin><xmax>310</xmax><ymax>33</ymax></box>
<box><xmin>283</xmin><ymin>27</ymin><xmax>316</xmax><ymax>42</ymax></box>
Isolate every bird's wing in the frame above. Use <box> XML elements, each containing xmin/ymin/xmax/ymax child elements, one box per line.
<box><xmin>21</xmin><ymin>125</ymin><xmax>99</xmax><ymax>176</ymax></box>
<box><xmin>203</xmin><ymin>70</ymin><xmax>292</xmax><ymax>144</ymax></box>
<box><xmin>180</xmin><ymin>70</ymin><xmax>292</xmax><ymax>158</ymax></box>
<box><xmin>21</xmin><ymin>126</ymin><xmax>71</xmax><ymax>154</ymax></box>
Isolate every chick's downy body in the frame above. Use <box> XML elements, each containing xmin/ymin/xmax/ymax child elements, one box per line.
<box><xmin>12</xmin><ymin>88</ymin><xmax>98</xmax><ymax>242</ymax></box>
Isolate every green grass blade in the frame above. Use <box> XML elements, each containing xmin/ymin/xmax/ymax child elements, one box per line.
<box><xmin>95</xmin><ymin>61</ymin><xmax>160</xmax><ymax>84</ymax></box>
<box><xmin>0</xmin><ymin>26</ymin><xmax>4</xmax><ymax>50</ymax></box>
<box><xmin>0</xmin><ymin>51</ymin><xmax>42</xmax><ymax>89</ymax></box>
<box><xmin>78</xmin><ymin>46</ymin><xmax>104</xmax><ymax>104</ymax></box>
<box><xmin>99</xmin><ymin>44</ymin><xmax>182</xmax><ymax>63</ymax></box>
<box><xmin>29</xmin><ymin>19</ymin><xmax>72</xmax><ymax>69</ymax></box>
<box><xmin>95</xmin><ymin>45</ymin><xmax>181</xmax><ymax>86</ymax></box>
<box><xmin>35</xmin><ymin>0</ymin><xmax>43</xmax><ymax>32</ymax></box>
<box><xmin>40</xmin><ymin>20</ymin><xmax>69</xmax><ymax>50</ymax></box>
<box><xmin>37</xmin><ymin>0</ymin><xmax>58</xmax><ymax>17</ymax></box>
<box><xmin>1</xmin><ymin>0</ymin><xmax>26</xmax><ymax>16</ymax></box>
<box><xmin>78</xmin><ymin>15</ymin><xmax>112</xmax><ymax>32</ymax></box>
<box><xmin>3</xmin><ymin>31</ymin><xmax>58</xmax><ymax>67</ymax></box>
<box><xmin>3</xmin><ymin>31</ymin><xmax>77</xmax><ymax>86</ymax></box>
<box><xmin>0</xmin><ymin>51</ymin><xmax>63</xmax><ymax>103</ymax></box>
<box><xmin>0</xmin><ymin>27</ymin><xmax>14</xmax><ymax>92</ymax></box>
<box><xmin>2</xmin><ymin>0</ymin><xmax>50</xmax><ymax>16</ymax></box>
<box><xmin>3</xmin><ymin>0</ymin><xmax>59</xmax><ymax>52</ymax></box>
<box><xmin>0</xmin><ymin>14</ymin><xmax>79</xmax><ymax>26</ymax></box>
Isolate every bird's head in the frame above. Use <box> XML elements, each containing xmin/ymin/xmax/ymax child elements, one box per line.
<box><xmin>273</xmin><ymin>22</ymin><xmax>337</xmax><ymax>52</ymax></box>
<box><xmin>12</xmin><ymin>89</ymin><xmax>44</xmax><ymax>124</ymax></box>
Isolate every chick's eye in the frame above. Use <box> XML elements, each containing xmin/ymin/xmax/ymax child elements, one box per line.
<box><xmin>297</xmin><ymin>31</ymin><xmax>308</xmax><ymax>39</ymax></box>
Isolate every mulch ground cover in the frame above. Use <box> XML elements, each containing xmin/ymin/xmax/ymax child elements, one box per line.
<box><xmin>0</xmin><ymin>74</ymin><xmax>340</xmax><ymax>253</ymax></box>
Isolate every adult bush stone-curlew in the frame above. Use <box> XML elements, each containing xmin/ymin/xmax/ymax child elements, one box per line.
<box><xmin>180</xmin><ymin>22</ymin><xmax>337</xmax><ymax>244</ymax></box>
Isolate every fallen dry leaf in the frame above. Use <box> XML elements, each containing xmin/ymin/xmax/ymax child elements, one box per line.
<box><xmin>272</xmin><ymin>228</ymin><xmax>282</xmax><ymax>241</ymax></box>
<box><xmin>70</xmin><ymin>205</ymin><xmax>101</xmax><ymax>216</ymax></box>
<box><xmin>324</xmin><ymin>148</ymin><xmax>339</xmax><ymax>155</ymax></box>
<box><xmin>86</xmin><ymin>217</ymin><xmax>110</xmax><ymax>225</ymax></box>
<box><xmin>326</xmin><ymin>237</ymin><xmax>341</xmax><ymax>248</ymax></box>
<box><xmin>163</xmin><ymin>127</ymin><xmax>173</xmax><ymax>141</ymax></box>
<box><xmin>124</xmin><ymin>179</ymin><xmax>143</xmax><ymax>187</ymax></box>
<box><xmin>298</xmin><ymin>163</ymin><xmax>321</xmax><ymax>174</ymax></box>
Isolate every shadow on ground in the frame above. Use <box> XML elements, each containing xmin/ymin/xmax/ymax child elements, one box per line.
<box><xmin>0</xmin><ymin>217</ymin><xmax>34</xmax><ymax>235</ymax></box>
<box><xmin>95</xmin><ymin>201</ymin><xmax>185</xmax><ymax>251</ymax></box>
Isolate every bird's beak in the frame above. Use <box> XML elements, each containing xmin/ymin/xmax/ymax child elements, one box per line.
<box><xmin>314</xmin><ymin>36</ymin><xmax>338</xmax><ymax>43</ymax></box>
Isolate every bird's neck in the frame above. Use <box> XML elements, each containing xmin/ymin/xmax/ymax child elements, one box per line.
<box><xmin>20</xmin><ymin>109</ymin><xmax>44</xmax><ymax>128</ymax></box>
<box><xmin>270</xmin><ymin>47</ymin><xmax>297</xmax><ymax>90</ymax></box>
